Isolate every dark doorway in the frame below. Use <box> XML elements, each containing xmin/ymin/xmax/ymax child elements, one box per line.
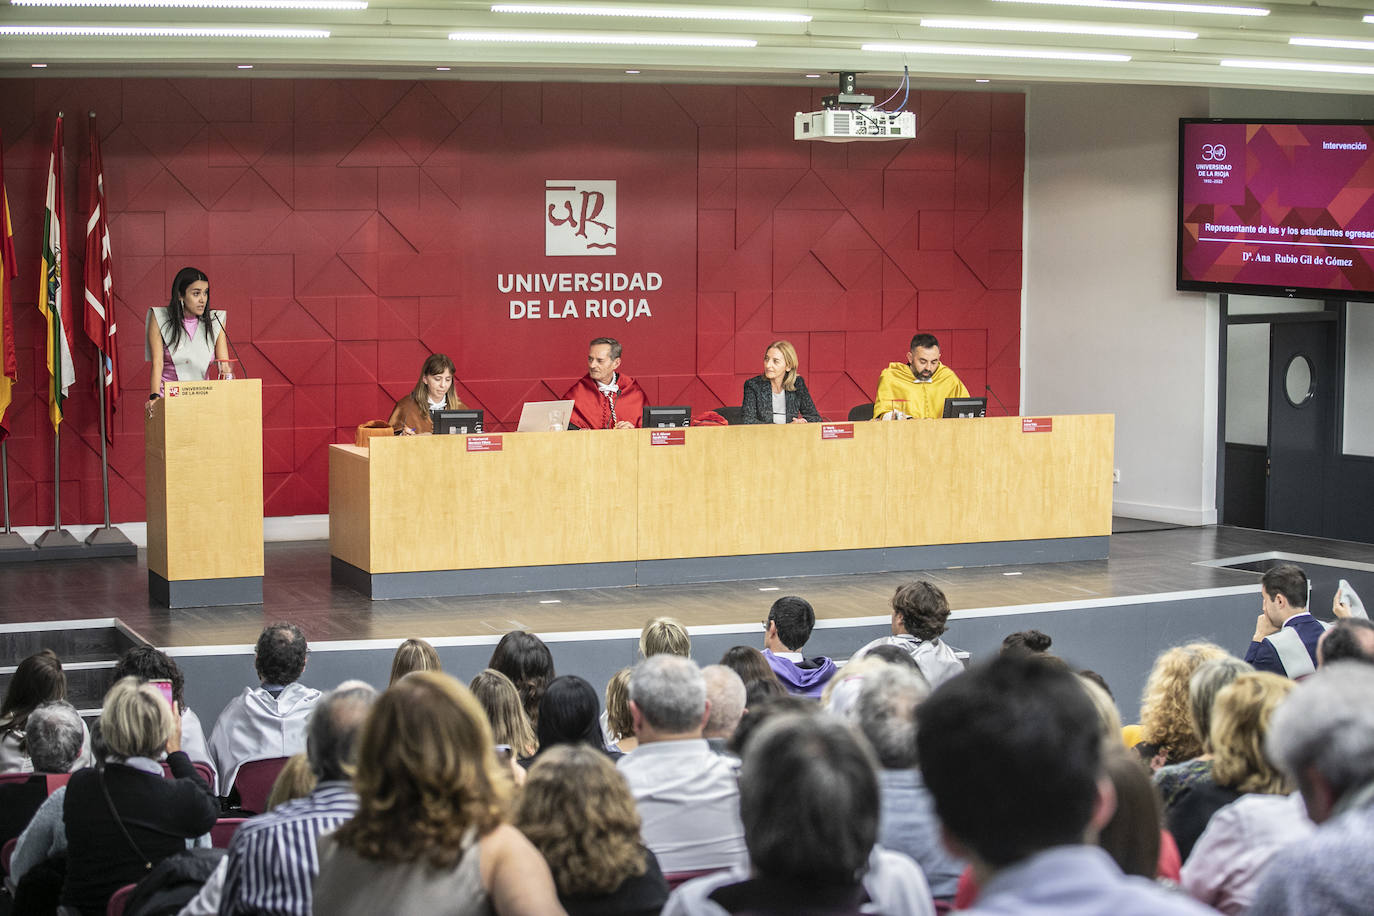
<box><xmin>1266</xmin><ymin>320</ymin><xmax>1338</xmax><ymax>536</ymax></box>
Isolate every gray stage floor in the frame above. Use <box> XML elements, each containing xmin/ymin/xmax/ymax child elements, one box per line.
<box><xmin>3</xmin><ymin>521</ymin><xmax>1373</xmax><ymax>650</ymax></box>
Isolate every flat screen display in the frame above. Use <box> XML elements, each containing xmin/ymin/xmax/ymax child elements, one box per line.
<box><xmin>1178</xmin><ymin>119</ymin><xmax>1374</xmax><ymax>303</ymax></box>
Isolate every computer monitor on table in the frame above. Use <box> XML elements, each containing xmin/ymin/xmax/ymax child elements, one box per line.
<box><xmin>643</xmin><ymin>406</ymin><xmax>691</xmax><ymax>428</ymax></box>
<box><xmin>431</xmin><ymin>409</ymin><xmax>484</xmax><ymax>435</ymax></box>
<box><xmin>942</xmin><ymin>397</ymin><xmax>987</xmax><ymax>419</ymax></box>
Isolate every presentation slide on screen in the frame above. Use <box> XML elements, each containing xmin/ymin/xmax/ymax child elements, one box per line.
<box><xmin>1180</xmin><ymin>122</ymin><xmax>1374</xmax><ymax>295</ymax></box>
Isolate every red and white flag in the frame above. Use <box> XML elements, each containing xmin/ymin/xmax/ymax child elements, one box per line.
<box><xmin>83</xmin><ymin>114</ymin><xmax>118</xmax><ymax>442</ymax></box>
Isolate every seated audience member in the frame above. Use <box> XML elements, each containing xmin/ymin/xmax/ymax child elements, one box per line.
<box><xmin>208</xmin><ymin>622</ymin><xmax>320</xmax><ymax>794</ymax></box>
<box><xmin>1167</xmin><ymin>671</ymin><xmax>1295</xmax><ymax>861</ymax></box>
<box><xmin>1154</xmin><ymin>656</ymin><xmax>1251</xmax><ymax>812</ymax></box>
<box><xmin>726</xmin><ymin>695</ymin><xmax>815</xmax><ymax>759</ymax></box>
<box><xmin>0</xmin><ymin>701</ymin><xmax>85</xmax><ymax>849</ymax></box>
<box><xmin>1133</xmin><ymin>642</ymin><xmax>1230</xmax><ymax>771</ymax></box>
<box><xmin>0</xmin><ymin>649</ymin><xmax>92</xmax><ymax>774</ymax></box>
<box><xmin>1248</xmin><ymin>663</ymin><xmax>1374</xmax><ymax>915</ymax></box>
<box><xmin>641</xmin><ymin>617</ymin><xmax>691</xmax><ymax>658</ymax></box>
<box><xmin>718</xmin><ymin>646</ymin><xmax>778</xmax><ymax>690</ymax></box>
<box><xmin>389</xmin><ymin>637</ymin><xmax>441</xmax><ymax>685</ymax></box>
<box><xmin>872</xmin><ymin>333</ymin><xmax>969</xmax><ymax>420</ymax></box>
<box><xmin>1000</xmin><ymin>629</ymin><xmax>1053</xmax><ymax>657</ymax></box>
<box><xmin>853</xmin><ymin>664</ymin><xmax>963</xmax><ymax>904</ymax></box>
<box><xmin>701</xmin><ymin>665</ymin><xmax>746</xmax><ymax>754</ymax></box>
<box><xmin>739</xmin><ymin>340</ymin><xmax>821</xmax><ymax>425</ymax></box>
<box><xmin>617</xmin><ymin>655</ymin><xmax>748</xmax><ymax>874</ymax></box>
<box><xmin>487</xmin><ymin>630</ymin><xmax>556</xmax><ymax>730</ymax></box>
<box><xmin>564</xmin><ymin>336</ymin><xmax>646</xmax><ymax>430</ymax></box>
<box><xmin>218</xmin><ymin>680</ymin><xmax>377</xmax><ymax>916</ymax></box>
<box><xmin>917</xmin><ymin>655</ymin><xmax>1212</xmax><ymax>915</ymax></box>
<box><xmin>470</xmin><ymin>668</ymin><xmax>538</xmax><ymax>760</ymax></box>
<box><xmin>760</xmin><ymin>596</ymin><xmax>836</xmax><ymax>698</ymax></box>
<box><xmin>516</xmin><ymin>745</ymin><xmax>669</xmax><ymax>916</ymax></box>
<box><xmin>664</xmin><ymin>714</ymin><xmax>934</xmax><ymax>916</ymax></box>
<box><xmin>1317</xmin><ymin>616</ymin><xmax>1374</xmax><ymax>666</ymax></box>
<box><xmin>1098</xmin><ymin>746</ymin><xmax>1168</xmax><ymax>882</ymax></box>
<box><xmin>13</xmin><ymin>677</ymin><xmax>218</xmax><ymax>915</ymax></box>
<box><xmin>863</xmin><ymin>644</ymin><xmax>927</xmax><ymax>675</ymax></box>
<box><xmin>1180</xmin><ymin>783</ymin><xmax>1313</xmax><ymax>913</ymax></box>
<box><xmin>854</xmin><ymin>581</ymin><xmax>964</xmax><ymax>688</ymax></box>
<box><xmin>603</xmin><ymin>667</ymin><xmax>637</xmax><ymax>754</ymax></box>
<box><xmin>113</xmin><ymin>645</ymin><xmax>215</xmax><ymax>786</ymax></box>
<box><xmin>387</xmin><ymin>352</ymin><xmax>465</xmax><ymax>435</ymax></box>
<box><xmin>1245</xmin><ymin>563</ymin><xmax>1325</xmax><ymax>678</ymax></box>
<box><xmin>313</xmin><ymin>672</ymin><xmax>562</xmax><ymax>914</ymax></box>
<box><xmin>532</xmin><ymin>675</ymin><xmax>618</xmax><ymax>762</ymax></box>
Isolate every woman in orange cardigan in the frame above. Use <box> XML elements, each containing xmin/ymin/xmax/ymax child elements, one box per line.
<box><xmin>388</xmin><ymin>353</ymin><xmax>466</xmax><ymax>435</ymax></box>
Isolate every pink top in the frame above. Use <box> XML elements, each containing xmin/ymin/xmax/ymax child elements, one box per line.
<box><xmin>160</xmin><ymin>316</ymin><xmax>204</xmax><ymax>386</ymax></box>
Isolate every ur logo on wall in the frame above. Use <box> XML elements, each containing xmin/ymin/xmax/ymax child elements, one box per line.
<box><xmin>546</xmin><ymin>180</ymin><xmax>616</xmax><ymax>256</ymax></box>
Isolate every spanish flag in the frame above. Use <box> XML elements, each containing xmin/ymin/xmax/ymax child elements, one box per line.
<box><xmin>0</xmin><ymin>131</ymin><xmax>18</xmax><ymax>443</ymax></box>
<box><xmin>39</xmin><ymin>114</ymin><xmax>75</xmax><ymax>430</ymax></box>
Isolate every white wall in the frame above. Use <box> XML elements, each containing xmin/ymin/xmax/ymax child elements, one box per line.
<box><xmin>1348</xmin><ymin>302</ymin><xmax>1374</xmax><ymax>457</ymax></box>
<box><xmin>1023</xmin><ymin>84</ymin><xmax>1217</xmax><ymax>524</ymax></box>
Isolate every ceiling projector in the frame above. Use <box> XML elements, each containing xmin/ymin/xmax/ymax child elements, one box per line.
<box><xmin>795</xmin><ymin>70</ymin><xmax>916</xmax><ymax>143</ymax></box>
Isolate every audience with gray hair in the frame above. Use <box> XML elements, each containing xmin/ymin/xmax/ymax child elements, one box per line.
<box><xmin>701</xmin><ymin>665</ymin><xmax>746</xmax><ymax>751</ymax></box>
<box><xmin>1247</xmin><ymin>663</ymin><xmax>1374</xmax><ymax>915</ymax></box>
<box><xmin>630</xmin><ymin>654</ymin><xmax>708</xmax><ymax>736</ymax></box>
<box><xmin>25</xmin><ymin>701</ymin><xmax>87</xmax><ymax>774</ymax></box>
<box><xmin>852</xmin><ymin>663</ymin><xmax>962</xmax><ymax>905</ymax></box>
<box><xmin>307</xmin><ymin>679</ymin><xmax>378</xmax><ymax>780</ymax></box>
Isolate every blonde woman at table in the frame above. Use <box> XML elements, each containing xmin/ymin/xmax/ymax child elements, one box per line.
<box><xmin>740</xmin><ymin>340</ymin><xmax>821</xmax><ymax>425</ymax></box>
<box><xmin>145</xmin><ymin>266</ymin><xmax>231</xmax><ymax>418</ymax></box>
<box><xmin>388</xmin><ymin>353</ymin><xmax>467</xmax><ymax>435</ymax></box>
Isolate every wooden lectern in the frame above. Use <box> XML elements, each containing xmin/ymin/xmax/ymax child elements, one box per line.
<box><xmin>146</xmin><ymin>380</ymin><xmax>264</xmax><ymax>607</ymax></box>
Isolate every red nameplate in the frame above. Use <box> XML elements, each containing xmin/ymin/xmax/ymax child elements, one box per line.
<box><xmin>1022</xmin><ymin>417</ymin><xmax>1053</xmax><ymax>433</ymax></box>
<box><xmin>466</xmin><ymin>436</ymin><xmax>503</xmax><ymax>452</ymax></box>
<box><xmin>650</xmin><ymin>429</ymin><xmax>686</xmax><ymax>446</ymax></box>
<box><xmin>820</xmin><ymin>424</ymin><xmax>854</xmax><ymax>440</ymax></box>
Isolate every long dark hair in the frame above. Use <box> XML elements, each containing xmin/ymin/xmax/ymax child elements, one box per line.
<box><xmin>534</xmin><ymin>676</ymin><xmax>608</xmax><ymax>756</ymax></box>
<box><xmin>162</xmin><ymin>266</ymin><xmax>213</xmax><ymax>352</ymax></box>
<box><xmin>488</xmin><ymin>631</ymin><xmax>555</xmax><ymax>728</ymax></box>
<box><xmin>1</xmin><ymin>650</ymin><xmax>67</xmax><ymax>734</ymax></box>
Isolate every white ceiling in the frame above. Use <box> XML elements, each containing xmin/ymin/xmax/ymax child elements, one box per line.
<box><xmin>3</xmin><ymin>0</ymin><xmax>1374</xmax><ymax>96</ymax></box>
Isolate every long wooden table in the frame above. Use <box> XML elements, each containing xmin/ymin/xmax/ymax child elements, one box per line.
<box><xmin>329</xmin><ymin>415</ymin><xmax>1113</xmax><ymax>598</ymax></box>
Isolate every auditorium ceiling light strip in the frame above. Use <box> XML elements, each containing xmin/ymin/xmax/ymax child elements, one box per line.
<box><xmin>12</xmin><ymin>0</ymin><xmax>364</xmax><ymax>7</ymax></box>
<box><xmin>862</xmin><ymin>41</ymin><xmax>1131</xmax><ymax>61</ymax></box>
<box><xmin>490</xmin><ymin>3</ymin><xmax>811</xmax><ymax>23</ymax></box>
<box><xmin>1289</xmin><ymin>37</ymin><xmax>1374</xmax><ymax>51</ymax></box>
<box><xmin>0</xmin><ymin>24</ymin><xmax>330</xmax><ymax>35</ymax></box>
<box><xmin>448</xmin><ymin>30</ymin><xmax>756</xmax><ymax>46</ymax></box>
<box><xmin>920</xmin><ymin>17</ymin><xmax>1197</xmax><ymax>39</ymax></box>
<box><xmin>1221</xmin><ymin>58</ymin><xmax>1374</xmax><ymax>75</ymax></box>
<box><xmin>991</xmin><ymin>0</ymin><xmax>1268</xmax><ymax>15</ymax></box>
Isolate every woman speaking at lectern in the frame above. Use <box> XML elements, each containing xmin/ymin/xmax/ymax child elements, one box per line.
<box><xmin>145</xmin><ymin>266</ymin><xmax>230</xmax><ymax>417</ymax></box>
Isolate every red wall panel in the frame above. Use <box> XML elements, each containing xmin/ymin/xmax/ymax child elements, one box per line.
<box><xmin>0</xmin><ymin>78</ymin><xmax>1023</xmax><ymax>524</ymax></box>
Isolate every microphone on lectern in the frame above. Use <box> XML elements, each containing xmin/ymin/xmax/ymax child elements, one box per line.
<box><xmin>985</xmin><ymin>384</ymin><xmax>1012</xmax><ymax>416</ymax></box>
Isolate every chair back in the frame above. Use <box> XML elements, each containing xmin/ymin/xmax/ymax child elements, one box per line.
<box><xmin>107</xmin><ymin>882</ymin><xmax>138</xmax><ymax>916</ymax></box>
<box><xmin>0</xmin><ymin>772</ymin><xmax>31</xmax><ymax>786</ymax></box>
<box><xmin>663</xmin><ymin>868</ymin><xmax>724</xmax><ymax>890</ymax></box>
<box><xmin>2</xmin><ymin>837</ymin><xmax>16</xmax><ymax>877</ymax></box>
<box><xmin>232</xmin><ymin>757</ymin><xmax>291</xmax><ymax>815</ymax></box>
<box><xmin>714</xmin><ymin>405</ymin><xmax>744</xmax><ymax>425</ymax></box>
<box><xmin>210</xmin><ymin>817</ymin><xmax>248</xmax><ymax>849</ymax></box>
<box><xmin>847</xmin><ymin>403</ymin><xmax>875</xmax><ymax>421</ymax></box>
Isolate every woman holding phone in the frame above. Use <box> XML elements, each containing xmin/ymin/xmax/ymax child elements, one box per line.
<box><xmin>145</xmin><ymin>266</ymin><xmax>231</xmax><ymax>418</ymax></box>
<box><xmin>388</xmin><ymin>353</ymin><xmax>467</xmax><ymax>435</ymax></box>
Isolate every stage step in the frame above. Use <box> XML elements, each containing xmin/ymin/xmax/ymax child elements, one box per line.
<box><xmin>0</xmin><ymin>619</ymin><xmax>150</xmax><ymax>712</ymax></box>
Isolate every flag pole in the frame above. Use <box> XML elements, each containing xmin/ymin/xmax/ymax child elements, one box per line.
<box><xmin>0</xmin><ymin>441</ymin><xmax>33</xmax><ymax>552</ymax></box>
<box><xmin>84</xmin><ymin>345</ymin><xmax>131</xmax><ymax>549</ymax></box>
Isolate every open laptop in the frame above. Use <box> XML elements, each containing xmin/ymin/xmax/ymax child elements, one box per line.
<box><xmin>430</xmin><ymin>409</ymin><xmax>484</xmax><ymax>435</ymax></box>
<box><xmin>942</xmin><ymin>397</ymin><xmax>987</xmax><ymax>419</ymax></box>
<box><xmin>517</xmin><ymin>399</ymin><xmax>576</xmax><ymax>432</ymax></box>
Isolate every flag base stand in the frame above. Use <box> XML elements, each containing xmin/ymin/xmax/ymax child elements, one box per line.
<box><xmin>85</xmin><ymin>525</ymin><xmax>136</xmax><ymax>555</ymax></box>
<box><xmin>0</xmin><ymin>531</ymin><xmax>35</xmax><ymax>558</ymax></box>
<box><xmin>34</xmin><ymin>527</ymin><xmax>82</xmax><ymax>556</ymax></box>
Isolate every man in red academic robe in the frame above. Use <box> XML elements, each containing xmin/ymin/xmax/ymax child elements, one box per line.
<box><xmin>563</xmin><ymin>336</ymin><xmax>647</xmax><ymax>429</ymax></box>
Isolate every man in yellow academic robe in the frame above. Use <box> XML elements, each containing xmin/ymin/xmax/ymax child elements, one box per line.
<box><xmin>873</xmin><ymin>333</ymin><xmax>969</xmax><ymax>419</ymax></box>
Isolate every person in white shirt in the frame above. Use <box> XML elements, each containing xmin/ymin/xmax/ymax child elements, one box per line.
<box><xmin>617</xmin><ymin>655</ymin><xmax>748</xmax><ymax>875</ymax></box>
<box><xmin>208</xmin><ymin>622</ymin><xmax>321</xmax><ymax>796</ymax></box>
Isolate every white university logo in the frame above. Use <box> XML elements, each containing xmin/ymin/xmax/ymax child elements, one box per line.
<box><xmin>546</xmin><ymin>180</ymin><xmax>616</xmax><ymax>256</ymax></box>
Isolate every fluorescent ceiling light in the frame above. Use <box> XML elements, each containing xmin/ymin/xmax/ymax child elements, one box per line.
<box><xmin>920</xmin><ymin>17</ymin><xmax>1196</xmax><ymax>39</ymax></box>
<box><xmin>12</xmin><ymin>0</ymin><xmax>363</xmax><ymax>7</ymax></box>
<box><xmin>449</xmin><ymin>30</ymin><xmax>755</xmax><ymax>46</ymax></box>
<box><xmin>1221</xmin><ymin>58</ymin><xmax>1374</xmax><ymax>75</ymax></box>
<box><xmin>862</xmin><ymin>41</ymin><xmax>1131</xmax><ymax>61</ymax></box>
<box><xmin>0</xmin><ymin>24</ymin><xmax>329</xmax><ymax>35</ymax></box>
<box><xmin>1366</xmin><ymin>15</ymin><xmax>1374</xmax><ymax>24</ymax></box>
<box><xmin>1290</xmin><ymin>37</ymin><xmax>1374</xmax><ymax>51</ymax></box>
<box><xmin>491</xmin><ymin>3</ymin><xmax>810</xmax><ymax>23</ymax></box>
<box><xmin>991</xmin><ymin>0</ymin><xmax>1267</xmax><ymax>15</ymax></box>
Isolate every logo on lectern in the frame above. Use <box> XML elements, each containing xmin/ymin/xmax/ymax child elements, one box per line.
<box><xmin>546</xmin><ymin>180</ymin><xmax>616</xmax><ymax>256</ymax></box>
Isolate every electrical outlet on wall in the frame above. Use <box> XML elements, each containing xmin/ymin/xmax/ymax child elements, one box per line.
<box><xmin>1113</xmin><ymin>468</ymin><xmax>1121</xmax><ymax>483</ymax></box>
